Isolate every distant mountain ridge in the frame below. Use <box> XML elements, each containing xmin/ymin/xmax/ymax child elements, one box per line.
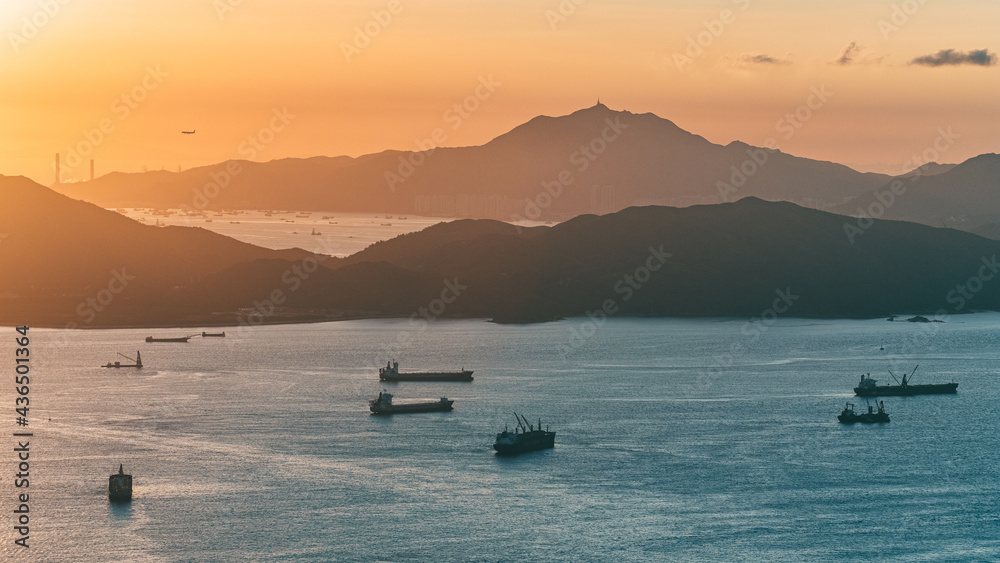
<box><xmin>835</xmin><ymin>154</ymin><xmax>1000</xmax><ymax>238</ymax></box>
<box><xmin>54</xmin><ymin>103</ymin><xmax>893</xmax><ymax>221</ymax></box>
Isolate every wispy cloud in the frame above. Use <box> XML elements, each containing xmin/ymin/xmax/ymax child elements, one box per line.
<box><xmin>723</xmin><ymin>52</ymin><xmax>792</xmax><ymax>68</ymax></box>
<box><xmin>832</xmin><ymin>41</ymin><xmax>885</xmax><ymax>65</ymax></box>
<box><xmin>909</xmin><ymin>48</ymin><xmax>998</xmax><ymax>67</ymax></box>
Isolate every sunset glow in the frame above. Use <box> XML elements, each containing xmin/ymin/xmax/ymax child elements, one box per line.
<box><xmin>1</xmin><ymin>0</ymin><xmax>997</xmax><ymax>184</ymax></box>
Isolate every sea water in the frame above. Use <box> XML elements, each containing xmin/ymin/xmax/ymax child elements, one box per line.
<box><xmin>1</xmin><ymin>314</ymin><xmax>997</xmax><ymax>561</ymax></box>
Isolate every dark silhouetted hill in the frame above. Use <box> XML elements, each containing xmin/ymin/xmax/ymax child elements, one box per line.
<box><xmin>6</xmin><ymin>175</ymin><xmax>999</xmax><ymax>327</ymax></box>
<box><xmin>0</xmin><ymin>176</ymin><xmax>315</xmax><ymax>326</ymax></box>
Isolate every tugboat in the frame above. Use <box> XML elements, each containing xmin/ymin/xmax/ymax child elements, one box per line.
<box><xmin>854</xmin><ymin>365</ymin><xmax>957</xmax><ymax>397</ymax></box>
<box><xmin>201</xmin><ymin>331</ymin><xmax>226</xmax><ymax>337</ymax></box>
<box><xmin>109</xmin><ymin>464</ymin><xmax>133</xmax><ymax>502</ymax></box>
<box><xmin>378</xmin><ymin>360</ymin><xmax>473</xmax><ymax>382</ymax></box>
<box><xmin>493</xmin><ymin>414</ymin><xmax>556</xmax><ymax>455</ymax></box>
<box><xmin>837</xmin><ymin>401</ymin><xmax>890</xmax><ymax>424</ymax></box>
<box><xmin>102</xmin><ymin>351</ymin><xmax>142</xmax><ymax>369</ymax></box>
<box><xmin>368</xmin><ymin>391</ymin><xmax>454</xmax><ymax>414</ymax></box>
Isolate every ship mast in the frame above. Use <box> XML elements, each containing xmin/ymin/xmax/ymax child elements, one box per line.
<box><xmin>518</xmin><ymin>414</ymin><xmax>534</xmax><ymax>431</ymax></box>
<box><xmin>513</xmin><ymin>412</ymin><xmax>524</xmax><ymax>433</ymax></box>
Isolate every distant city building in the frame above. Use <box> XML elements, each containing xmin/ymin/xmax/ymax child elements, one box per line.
<box><xmin>591</xmin><ymin>184</ymin><xmax>616</xmax><ymax>215</ymax></box>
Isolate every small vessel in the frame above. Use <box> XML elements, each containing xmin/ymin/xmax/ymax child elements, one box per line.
<box><xmin>379</xmin><ymin>360</ymin><xmax>473</xmax><ymax>382</ymax></box>
<box><xmin>854</xmin><ymin>365</ymin><xmax>957</xmax><ymax>397</ymax></box>
<box><xmin>201</xmin><ymin>331</ymin><xmax>226</xmax><ymax>337</ymax></box>
<box><xmin>145</xmin><ymin>335</ymin><xmax>193</xmax><ymax>343</ymax></box>
<box><xmin>494</xmin><ymin>414</ymin><xmax>556</xmax><ymax>455</ymax></box>
<box><xmin>310</xmin><ymin>228</ymin><xmax>321</xmax><ymax>235</ymax></box>
<box><xmin>109</xmin><ymin>464</ymin><xmax>133</xmax><ymax>502</ymax></box>
<box><xmin>368</xmin><ymin>391</ymin><xmax>454</xmax><ymax>414</ymax></box>
<box><xmin>102</xmin><ymin>351</ymin><xmax>142</xmax><ymax>369</ymax></box>
<box><xmin>837</xmin><ymin>401</ymin><xmax>890</xmax><ymax>424</ymax></box>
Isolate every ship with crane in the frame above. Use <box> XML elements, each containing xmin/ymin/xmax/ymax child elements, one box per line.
<box><xmin>493</xmin><ymin>413</ymin><xmax>555</xmax><ymax>455</ymax></box>
<box><xmin>854</xmin><ymin>365</ymin><xmax>958</xmax><ymax>397</ymax></box>
<box><xmin>102</xmin><ymin>351</ymin><xmax>142</xmax><ymax>369</ymax></box>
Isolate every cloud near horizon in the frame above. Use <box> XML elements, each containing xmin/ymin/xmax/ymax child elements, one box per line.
<box><xmin>909</xmin><ymin>49</ymin><xmax>998</xmax><ymax>67</ymax></box>
<box><xmin>833</xmin><ymin>41</ymin><xmax>885</xmax><ymax>65</ymax></box>
<box><xmin>723</xmin><ymin>52</ymin><xmax>792</xmax><ymax>68</ymax></box>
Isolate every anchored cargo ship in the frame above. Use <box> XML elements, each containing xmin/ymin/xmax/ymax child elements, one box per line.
<box><xmin>493</xmin><ymin>413</ymin><xmax>555</xmax><ymax>455</ymax></box>
<box><xmin>854</xmin><ymin>365</ymin><xmax>957</xmax><ymax>397</ymax></box>
<box><xmin>368</xmin><ymin>391</ymin><xmax>454</xmax><ymax>414</ymax></box>
<box><xmin>837</xmin><ymin>401</ymin><xmax>890</xmax><ymax>424</ymax></box>
<box><xmin>379</xmin><ymin>360</ymin><xmax>473</xmax><ymax>382</ymax></box>
<box><xmin>145</xmin><ymin>335</ymin><xmax>192</xmax><ymax>343</ymax></box>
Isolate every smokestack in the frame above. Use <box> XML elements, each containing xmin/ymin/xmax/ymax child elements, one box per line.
<box><xmin>90</xmin><ymin>159</ymin><xmax>94</xmax><ymax>181</ymax></box>
<box><xmin>54</xmin><ymin>153</ymin><xmax>60</xmax><ymax>185</ymax></box>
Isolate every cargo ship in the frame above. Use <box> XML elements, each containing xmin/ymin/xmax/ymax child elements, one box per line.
<box><xmin>102</xmin><ymin>351</ymin><xmax>142</xmax><ymax>369</ymax></box>
<box><xmin>109</xmin><ymin>464</ymin><xmax>133</xmax><ymax>502</ymax></box>
<box><xmin>493</xmin><ymin>414</ymin><xmax>556</xmax><ymax>455</ymax></box>
<box><xmin>854</xmin><ymin>365</ymin><xmax>957</xmax><ymax>397</ymax></box>
<box><xmin>378</xmin><ymin>360</ymin><xmax>473</xmax><ymax>382</ymax></box>
<box><xmin>837</xmin><ymin>401</ymin><xmax>890</xmax><ymax>424</ymax></box>
<box><xmin>145</xmin><ymin>335</ymin><xmax>192</xmax><ymax>343</ymax></box>
<box><xmin>369</xmin><ymin>391</ymin><xmax>454</xmax><ymax>414</ymax></box>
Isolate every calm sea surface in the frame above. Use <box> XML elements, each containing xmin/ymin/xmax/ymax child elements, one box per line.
<box><xmin>3</xmin><ymin>315</ymin><xmax>998</xmax><ymax>561</ymax></box>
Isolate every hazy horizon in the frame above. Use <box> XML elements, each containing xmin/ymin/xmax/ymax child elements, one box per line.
<box><xmin>1</xmin><ymin>1</ymin><xmax>997</xmax><ymax>185</ymax></box>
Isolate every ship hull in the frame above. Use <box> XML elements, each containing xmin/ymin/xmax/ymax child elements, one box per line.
<box><xmin>493</xmin><ymin>433</ymin><xmax>556</xmax><ymax>455</ymax></box>
<box><xmin>380</xmin><ymin>371</ymin><xmax>473</xmax><ymax>382</ymax></box>
<box><xmin>838</xmin><ymin>412</ymin><xmax>890</xmax><ymax>423</ymax></box>
<box><xmin>854</xmin><ymin>383</ymin><xmax>957</xmax><ymax>397</ymax></box>
<box><xmin>109</xmin><ymin>474</ymin><xmax>133</xmax><ymax>502</ymax></box>
<box><xmin>369</xmin><ymin>400</ymin><xmax>454</xmax><ymax>414</ymax></box>
<box><xmin>145</xmin><ymin>337</ymin><xmax>189</xmax><ymax>343</ymax></box>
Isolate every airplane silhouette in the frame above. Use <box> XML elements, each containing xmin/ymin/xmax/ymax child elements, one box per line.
<box><xmin>181</xmin><ymin>130</ymin><xmax>196</xmax><ymax>134</ymax></box>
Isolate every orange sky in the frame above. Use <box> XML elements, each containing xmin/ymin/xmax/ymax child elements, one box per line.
<box><xmin>1</xmin><ymin>0</ymin><xmax>997</xmax><ymax>184</ymax></box>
